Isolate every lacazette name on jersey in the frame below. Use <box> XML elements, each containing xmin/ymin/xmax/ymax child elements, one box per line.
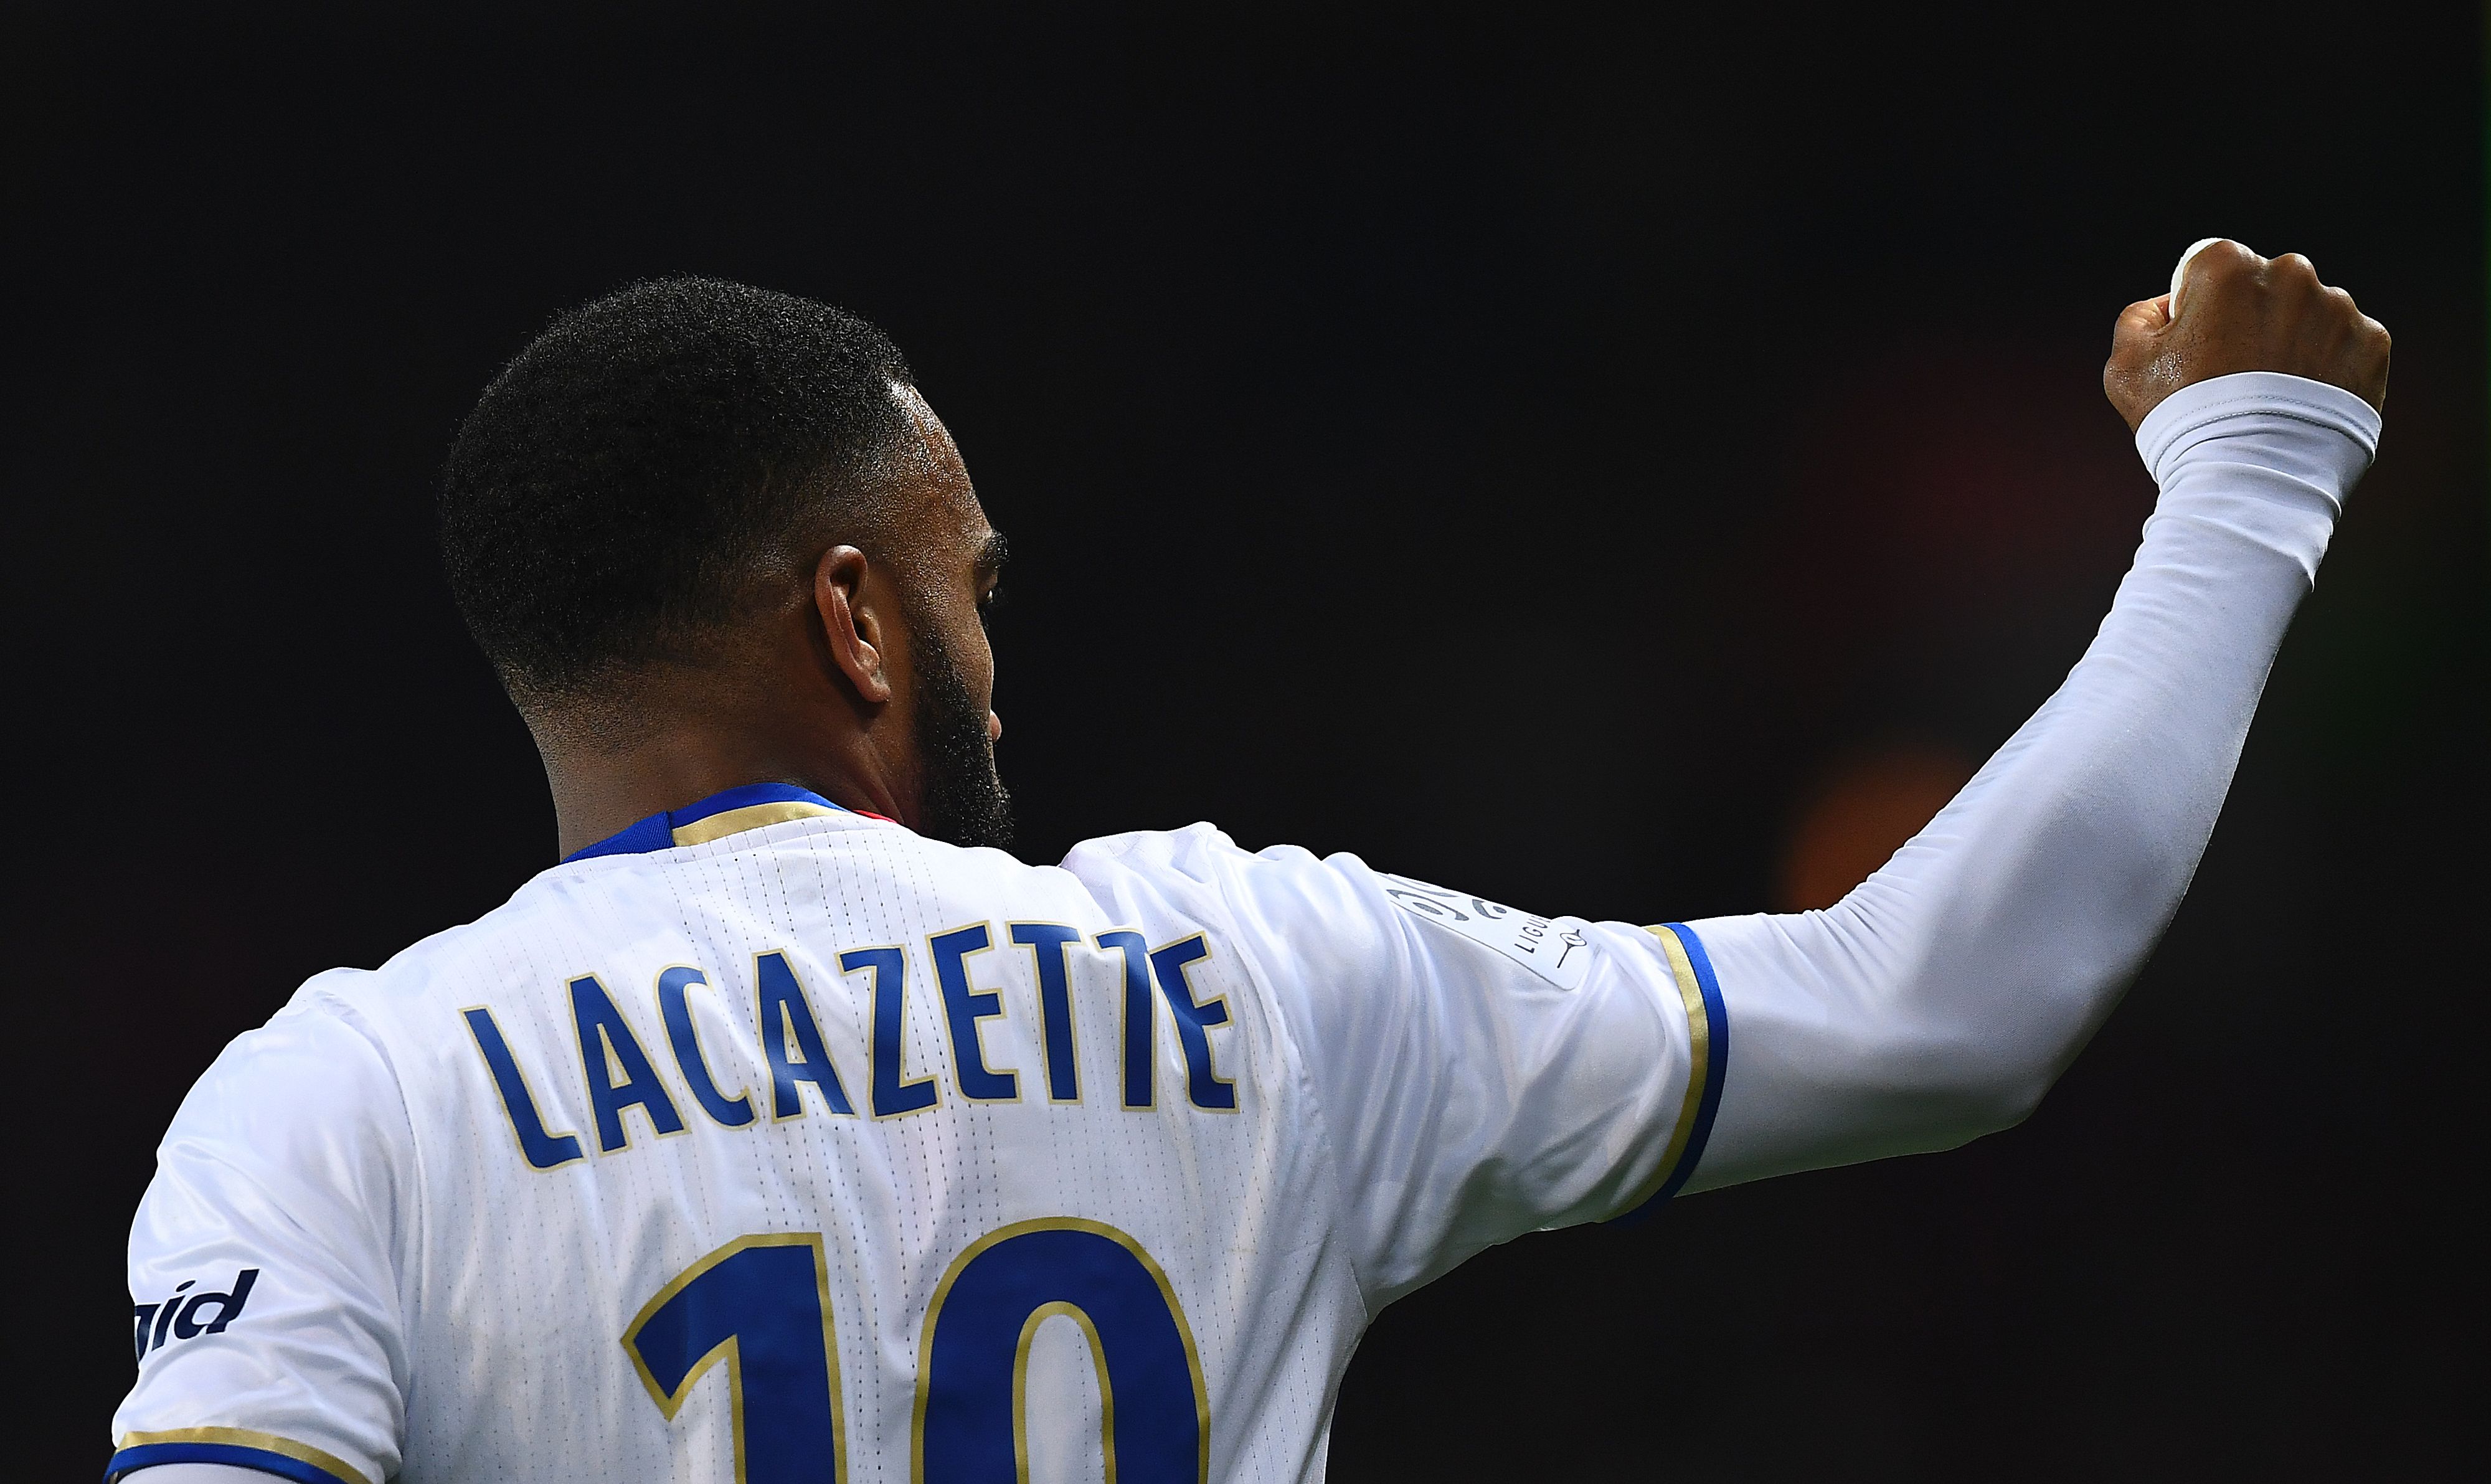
<box><xmin>465</xmin><ymin>921</ymin><xmax>1242</xmax><ymax>1171</ymax></box>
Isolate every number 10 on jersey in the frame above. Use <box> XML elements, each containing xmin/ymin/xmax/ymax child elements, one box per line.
<box><xmin>623</xmin><ymin>1219</ymin><xmax>1210</xmax><ymax>1483</ymax></box>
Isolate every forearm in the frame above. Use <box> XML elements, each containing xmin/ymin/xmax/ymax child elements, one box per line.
<box><xmin>1683</xmin><ymin>371</ymin><xmax>2380</xmax><ymax>1192</ymax></box>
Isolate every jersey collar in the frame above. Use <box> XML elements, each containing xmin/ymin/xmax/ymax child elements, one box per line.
<box><xmin>562</xmin><ymin>782</ymin><xmax>886</xmax><ymax>863</ymax></box>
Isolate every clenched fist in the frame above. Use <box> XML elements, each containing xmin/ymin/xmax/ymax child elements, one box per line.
<box><xmin>2104</xmin><ymin>240</ymin><xmax>2391</xmax><ymax>432</ymax></box>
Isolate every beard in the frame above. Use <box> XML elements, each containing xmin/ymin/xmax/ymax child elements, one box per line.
<box><xmin>909</xmin><ymin>621</ymin><xmax>1014</xmax><ymax>851</ymax></box>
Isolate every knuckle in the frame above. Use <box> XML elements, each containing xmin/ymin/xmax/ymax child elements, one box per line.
<box><xmin>2222</xmin><ymin>237</ymin><xmax>2282</xmax><ymax>270</ymax></box>
<box><xmin>2206</xmin><ymin>239</ymin><xmax>2259</xmax><ymax>272</ymax></box>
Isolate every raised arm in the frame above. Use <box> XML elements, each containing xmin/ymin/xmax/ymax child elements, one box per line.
<box><xmin>1681</xmin><ymin>242</ymin><xmax>2391</xmax><ymax>1192</ymax></box>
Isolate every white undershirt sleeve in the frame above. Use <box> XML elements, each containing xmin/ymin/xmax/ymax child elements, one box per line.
<box><xmin>1680</xmin><ymin>371</ymin><xmax>2380</xmax><ymax>1192</ymax></box>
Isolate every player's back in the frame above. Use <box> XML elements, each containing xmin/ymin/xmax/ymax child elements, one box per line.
<box><xmin>116</xmin><ymin>785</ymin><xmax>1710</xmax><ymax>1484</ymax></box>
<box><xmin>333</xmin><ymin>800</ymin><xmax>1358</xmax><ymax>1482</ymax></box>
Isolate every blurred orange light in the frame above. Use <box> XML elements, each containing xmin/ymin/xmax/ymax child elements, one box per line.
<box><xmin>1776</xmin><ymin>742</ymin><xmax>1975</xmax><ymax>912</ymax></box>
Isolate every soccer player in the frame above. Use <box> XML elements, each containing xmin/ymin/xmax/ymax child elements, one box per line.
<box><xmin>110</xmin><ymin>242</ymin><xmax>2386</xmax><ymax>1483</ymax></box>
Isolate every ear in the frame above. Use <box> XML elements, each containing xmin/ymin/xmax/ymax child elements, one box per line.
<box><xmin>813</xmin><ymin>545</ymin><xmax>894</xmax><ymax>706</ymax></box>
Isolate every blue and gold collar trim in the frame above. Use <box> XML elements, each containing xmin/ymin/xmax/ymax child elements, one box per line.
<box><xmin>564</xmin><ymin>782</ymin><xmax>867</xmax><ymax>864</ymax></box>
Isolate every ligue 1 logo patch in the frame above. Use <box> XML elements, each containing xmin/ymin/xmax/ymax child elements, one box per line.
<box><xmin>1379</xmin><ymin>874</ymin><xmax>1594</xmax><ymax>991</ymax></box>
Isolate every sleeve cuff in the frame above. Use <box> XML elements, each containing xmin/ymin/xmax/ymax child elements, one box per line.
<box><xmin>1605</xmin><ymin>922</ymin><xmax>1730</xmax><ymax>1226</ymax></box>
<box><xmin>106</xmin><ymin>1430</ymin><xmax>371</xmax><ymax>1484</ymax></box>
<box><xmin>2135</xmin><ymin>371</ymin><xmax>2381</xmax><ymax>489</ymax></box>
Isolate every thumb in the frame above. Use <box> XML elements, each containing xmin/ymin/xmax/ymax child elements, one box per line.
<box><xmin>2103</xmin><ymin>295</ymin><xmax>2178</xmax><ymax>432</ymax></box>
<box><xmin>2110</xmin><ymin>295</ymin><xmax>2171</xmax><ymax>352</ymax></box>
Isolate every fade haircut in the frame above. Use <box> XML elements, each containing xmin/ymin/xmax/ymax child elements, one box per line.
<box><xmin>440</xmin><ymin>277</ymin><xmax>917</xmax><ymax>705</ymax></box>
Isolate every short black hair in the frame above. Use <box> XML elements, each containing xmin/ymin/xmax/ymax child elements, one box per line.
<box><xmin>440</xmin><ymin>276</ymin><xmax>916</xmax><ymax>703</ymax></box>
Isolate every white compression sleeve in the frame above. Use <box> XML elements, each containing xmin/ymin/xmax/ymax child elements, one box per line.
<box><xmin>1681</xmin><ymin>371</ymin><xmax>2380</xmax><ymax>1193</ymax></box>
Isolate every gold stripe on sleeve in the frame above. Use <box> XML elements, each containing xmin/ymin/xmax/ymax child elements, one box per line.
<box><xmin>115</xmin><ymin>1427</ymin><xmax>373</xmax><ymax>1484</ymax></box>
<box><xmin>1615</xmin><ymin>924</ymin><xmax>1714</xmax><ymax>1211</ymax></box>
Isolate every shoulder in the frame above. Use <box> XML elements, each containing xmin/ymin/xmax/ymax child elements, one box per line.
<box><xmin>1061</xmin><ymin>825</ymin><xmax>1407</xmax><ymax>973</ymax></box>
<box><xmin>151</xmin><ymin>975</ymin><xmax>415</xmax><ymax>1227</ymax></box>
<box><xmin>1059</xmin><ymin>820</ymin><xmax>1249</xmax><ymax>878</ymax></box>
<box><xmin>295</xmin><ymin>850</ymin><xmax>669</xmax><ymax>1023</ymax></box>
<box><xmin>174</xmin><ymin>976</ymin><xmax>400</xmax><ymax>1133</ymax></box>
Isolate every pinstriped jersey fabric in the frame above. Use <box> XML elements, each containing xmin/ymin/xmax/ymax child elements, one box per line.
<box><xmin>113</xmin><ymin>808</ymin><xmax>1706</xmax><ymax>1484</ymax></box>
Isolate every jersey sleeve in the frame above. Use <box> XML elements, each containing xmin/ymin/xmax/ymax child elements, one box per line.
<box><xmin>109</xmin><ymin>978</ymin><xmax>414</xmax><ymax>1484</ymax></box>
<box><xmin>1073</xmin><ymin>833</ymin><xmax>1720</xmax><ymax>1307</ymax></box>
<box><xmin>1655</xmin><ymin>374</ymin><xmax>2378</xmax><ymax>1194</ymax></box>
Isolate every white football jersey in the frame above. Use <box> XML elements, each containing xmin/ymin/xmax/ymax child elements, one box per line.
<box><xmin>111</xmin><ymin>783</ymin><xmax>1723</xmax><ymax>1484</ymax></box>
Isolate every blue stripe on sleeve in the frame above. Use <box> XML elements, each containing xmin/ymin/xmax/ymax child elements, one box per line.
<box><xmin>1609</xmin><ymin>921</ymin><xmax>1731</xmax><ymax>1227</ymax></box>
<box><xmin>1657</xmin><ymin>920</ymin><xmax>1729</xmax><ymax>1201</ymax></box>
<box><xmin>106</xmin><ymin>1441</ymin><xmax>356</xmax><ymax>1484</ymax></box>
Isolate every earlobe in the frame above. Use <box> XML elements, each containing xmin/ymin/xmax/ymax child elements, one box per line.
<box><xmin>814</xmin><ymin>546</ymin><xmax>893</xmax><ymax>706</ymax></box>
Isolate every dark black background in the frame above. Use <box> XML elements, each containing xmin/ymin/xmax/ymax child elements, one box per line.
<box><xmin>12</xmin><ymin>4</ymin><xmax>2483</xmax><ymax>1478</ymax></box>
